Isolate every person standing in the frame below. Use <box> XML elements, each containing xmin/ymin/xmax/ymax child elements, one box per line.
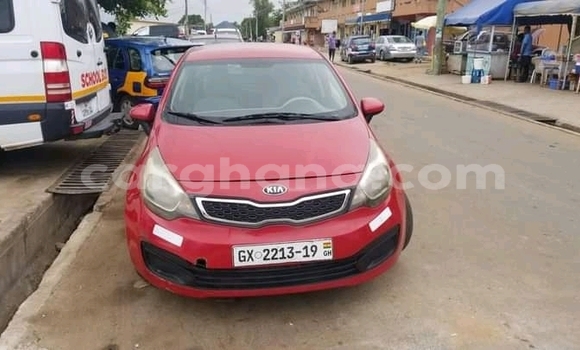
<box><xmin>518</xmin><ymin>26</ymin><xmax>533</xmax><ymax>83</ymax></box>
<box><xmin>414</xmin><ymin>31</ymin><xmax>426</xmax><ymax>63</ymax></box>
<box><xmin>327</xmin><ymin>31</ymin><xmax>337</xmax><ymax>62</ymax></box>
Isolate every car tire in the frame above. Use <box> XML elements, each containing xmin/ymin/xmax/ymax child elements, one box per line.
<box><xmin>379</xmin><ymin>50</ymin><xmax>385</xmax><ymax>61</ymax></box>
<box><xmin>370</xmin><ymin>56</ymin><xmax>376</xmax><ymax>63</ymax></box>
<box><xmin>403</xmin><ymin>193</ymin><xmax>413</xmax><ymax>250</ymax></box>
<box><xmin>348</xmin><ymin>55</ymin><xmax>353</xmax><ymax>64</ymax></box>
<box><xmin>118</xmin><ymin>95</ymin><xmax>139</xmax><ymax>130</ymax></box>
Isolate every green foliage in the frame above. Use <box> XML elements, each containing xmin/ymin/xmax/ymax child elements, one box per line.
<box><xmin>178</xmin><ymin>14</ymin><xmax>205</xmax><ymax>26</ymax></box>
<box><xmin>97</xmin><ymin>0</ymin><xmax>168</xmax><ymax>34</ymax></box>
<box><xmin>249</xmin><ymin>0</ymin><xmax>274</xmax><ymax>39</ymax></box>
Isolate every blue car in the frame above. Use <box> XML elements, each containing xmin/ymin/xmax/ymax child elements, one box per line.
<box><xmin>104</xmin><ymin>36</ymin><xmax>198</xmax><ymax>129</ymax></box>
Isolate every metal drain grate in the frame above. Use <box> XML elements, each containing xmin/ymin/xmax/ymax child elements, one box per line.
<box><xmin>47</xmin><ymin>130</ymin><xmax>142</xmax><ymax>195</ymax></box>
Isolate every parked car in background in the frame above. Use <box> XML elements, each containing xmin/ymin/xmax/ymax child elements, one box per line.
<box><xmin>132</xmin><ymin>24</ymin><xmax>186</xmax><ymax>39</ymax></box>
<box><xmin>189</xmin><ymin>33</ymin><xmax>244</xmax><ymax>45</ymax></box>
<box><xmin>105</xmin><ymin>36</ymin><xmax>198</xmax><ymax>129</ymax></box>
<box><xmin>340</xmin><ymin>35</ymin><xmax>376</xmax><ymax>64</ymax></box>
<box><xmin>375</xmin><ymin>35</ymin><xmax>417</xmax><ymax>62</ymax></box>
<box><xmin>124</xmin><ymin>43</ymin><xmax>413</xmax><ymax>299</ymax></box>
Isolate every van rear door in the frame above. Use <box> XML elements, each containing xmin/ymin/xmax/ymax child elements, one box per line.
<box><xmin>0</xmin><ymin>0</ymin><xmax>45</xmax><ymax>105</ymax></box>
<box><xmin>58</xmin><ymin>0</ymin><xmax>109</xmax><ymax>124</ymax></box>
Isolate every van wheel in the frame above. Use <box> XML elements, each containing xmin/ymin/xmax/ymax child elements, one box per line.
<box><xmin>403</xmin><ymin>193</ymin><xmax>413</xmax><ymax>250</ymax></box>
<box><xmin>119</xmin><ymin>96</ymin><xmax>139</xmax><ymax>130</ymax></box>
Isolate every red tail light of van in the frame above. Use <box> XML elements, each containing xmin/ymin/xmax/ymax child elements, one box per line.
<box><xmin>40</xmin><ymin>42</ymin><xmax>72</xmax><ymax>103</ymax></box>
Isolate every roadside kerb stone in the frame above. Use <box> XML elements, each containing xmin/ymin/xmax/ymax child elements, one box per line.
<box><xmin>334</xmin><ymin>61</ymin><xmax>580</xmax><ymax>135</ymax></box>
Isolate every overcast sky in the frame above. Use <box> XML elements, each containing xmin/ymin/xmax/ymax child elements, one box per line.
<box><xmin>101</xmin><ymin>0</ymin><xmax>276</xmax><ymax>24</ymax></box>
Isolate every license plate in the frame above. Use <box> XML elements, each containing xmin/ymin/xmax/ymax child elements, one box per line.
<box><xmin>232</xmin><ymin>239</ymin><xmax>333</xmax><ymax>267</ymax></box>
<box><xmin>359</xmin><ymin>45</ymin><xmax>368</xmax><ymax>50</ymax></box>
<box><xmin>78</xmin><ymin>100</ymin><xmax>96</xmax><ymax>118</ymax></box>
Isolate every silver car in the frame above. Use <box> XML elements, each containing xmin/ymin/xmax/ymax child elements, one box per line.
<box><xmin>375</xmin><ymin>35</ymin><xmax>417</xmax><ymax>62</ymax></box>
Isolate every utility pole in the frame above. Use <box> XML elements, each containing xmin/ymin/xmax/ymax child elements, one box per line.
<box><xmin>281</xmin><ymin>0</ymin><xmax>286</xmax><ymax>41</ymax></box>
<box><xmin>255</xmin><ymin>11</ymin><xmax>259</xmax><ymax>40</ymax></box>
<box><xmin>203</xmin><ymin>0</ymin><xmax>207</xmax><ymax>30</ymax></box>
<box><xmin>184</xmin><ymin>0</ymin><xmax>189</xmax><ymax>37</ymax></box>
<box><xmin>431</xmin><ymin>0</ymin><xmax>447</xmax><ymax>75</ymax></box>
<box><xmin>359</xmin><ymin>0</ymin><xmax>363</xmax><ymax>35</ymax></box>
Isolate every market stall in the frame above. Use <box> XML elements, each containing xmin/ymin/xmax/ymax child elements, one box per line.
<box><xmin>445</xmin><ymin>0</ymin><xmax>536</xmax><ymax>79</ymax></box>
<box><xmin>509</xmin><ymin>0</ymin><xmax>580</xmax><ymax>91</ymax></box>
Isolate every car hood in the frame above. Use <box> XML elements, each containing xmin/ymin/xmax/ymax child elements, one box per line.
<box><xmin>155</xmin><ymin>118</ymin><xmax>371</xmax><ymax>182</ymax></box>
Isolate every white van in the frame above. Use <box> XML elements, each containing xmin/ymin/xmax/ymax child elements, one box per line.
<box><xmin>0</xmin><ymin>0</ymin><xmax>120</xmax><ymax>151</ymax></box>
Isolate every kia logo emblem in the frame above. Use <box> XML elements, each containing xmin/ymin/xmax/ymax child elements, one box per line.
<box><xmin>263</xmin><ymin>184</ymin><xmax>288</xmax><ymax>196</ymax></box>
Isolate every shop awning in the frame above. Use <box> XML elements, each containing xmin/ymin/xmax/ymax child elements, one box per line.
<box><xmin>345</xmin><ymin>12</ymin><xmax>391</xmax><ymax>25</ymax></box>
<box><xmin>514</xmin><ymin>0</ymin><xmax>580</xmax><ymax>25</ymax></box>
<box><xmin>445</xmin><ymin>0</ymin><xmax>536</xmax><ymax>28</ymax></box>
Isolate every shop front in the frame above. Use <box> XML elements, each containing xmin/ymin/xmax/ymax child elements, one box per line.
<box><xmin>345</xmin><ymin>12</ymin><xmax>392</xmax><ymax>41</ymax></box>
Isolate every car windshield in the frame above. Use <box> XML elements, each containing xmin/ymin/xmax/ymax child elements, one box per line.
<box><xmin>150</xmin><ymin>47</ymin><xmax>190</xmax><ymax>72</ymax></box>
<box><xmin>352</xmin><ymin>37</ymin><xmax>371</xmax><ymax>45</ymax></box>
<box><xmin>166</xmin><ymin>58</ymin><xmax>355</xmax><ymax>123</ymax></box>
<box><xmin>387</xmin><ymin>36</ymin><xmax>412</xmax><ymax>44</ymax></box>
<box><xmin>190</xmin><ymin>37</ymin><xmax>241</xmax><ymax>45</ymax></box>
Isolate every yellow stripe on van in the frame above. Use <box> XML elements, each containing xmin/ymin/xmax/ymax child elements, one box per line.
<box><xmin>72</xmin><ymin>80</ymin><xmax>110</xmax><ymax>100</ymax></box>
<box><xmin>0</xmin><ymin>95</ymin><xmax>46</xmax><ymax>104</ymax></box>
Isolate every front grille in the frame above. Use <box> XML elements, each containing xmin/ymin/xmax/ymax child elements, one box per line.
<box><xmin>194</xmin><ymin>189</ymin><xmax>350</xmax><ymax>226</ymax></box>
<box><xmin>141</xmin><ymin>225</ymin><xmax>400</xmax><ymax>290</ymax></box>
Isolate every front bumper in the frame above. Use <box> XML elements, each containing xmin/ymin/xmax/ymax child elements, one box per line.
<box><xmin>125</xmin><ymin>189</ymin><xmax>407</xmax><ymax>298</ymax></box>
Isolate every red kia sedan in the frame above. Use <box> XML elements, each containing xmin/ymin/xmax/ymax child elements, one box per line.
<box><xmin>125</xmin><ymin>43</ymin><xmax>414</xmax><ymax>298</ymax></box>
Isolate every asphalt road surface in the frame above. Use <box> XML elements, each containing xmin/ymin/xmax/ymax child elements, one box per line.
<box><xmin>5</xmin><ymin>68</ymin><xmax>580</xmax><ymax>350</ymax></box>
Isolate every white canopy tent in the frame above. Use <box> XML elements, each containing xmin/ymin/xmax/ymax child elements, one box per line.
<box><xmin>411</xmin><ymin>15</ymin><xmax>467</xmax><ymax>33</ymax></box>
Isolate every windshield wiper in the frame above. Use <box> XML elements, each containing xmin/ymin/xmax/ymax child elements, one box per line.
<box><xmin>222</xmin><ymin>112</ymin><xmax>341</xmax><ymax>123</ymax></box>
<box><xmin>166</xmin><ymin>111</ymin><xmax>222</xmax><ymax>124</ymax></box>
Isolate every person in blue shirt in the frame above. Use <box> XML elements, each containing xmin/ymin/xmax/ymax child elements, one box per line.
<box><xmin>518</xmin><ymin>26</ymin><xmax>533</xmax><ymax>82</ymax></box>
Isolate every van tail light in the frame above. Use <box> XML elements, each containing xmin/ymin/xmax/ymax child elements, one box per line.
<box><xmin>145</xmin><ymin>76</ymin><xmax>169</xmax><ymax>89</ymax></box>
<box><xmin>40</xmin><ymin>42</ymin><xmax>72</xmax><ymax>103</ymax></box>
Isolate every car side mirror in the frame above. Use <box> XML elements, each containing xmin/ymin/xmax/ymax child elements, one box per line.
<box><xmin>360</xmin><ymin>97</ymin><xmax>384</xmax><ymax>123</ymax></box>
<box><xmin>129</xmin><ymin>103</ymin><xmax>156</xmax><ymax>135</ymax></box>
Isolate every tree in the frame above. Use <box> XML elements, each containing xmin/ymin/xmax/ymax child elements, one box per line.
<box><xmin>178</xmin><ymin>14</ymin><xmax>205</xmax><ymax>26</ymax></box>
<box><xmin>250</xmin><ymin>0</ymin><xmax>274</xmax><ymax>40</ymax></box>
<box><xmin>98</xmin><ymin>0</ymin><xmax>168</xmax><ymax>34</ymax></box>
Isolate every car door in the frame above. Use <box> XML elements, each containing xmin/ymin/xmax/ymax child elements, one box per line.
<box><xmin>59</xmin><ymin>0</ymin><xmax>103</xmax><ymax>124</ymax></box>
<box><xmin>106</xmin><ymin>45</ymin><xmax>127</xmax><ymax>100</ymax></box>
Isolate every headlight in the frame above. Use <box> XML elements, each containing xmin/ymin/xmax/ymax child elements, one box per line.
<box><xmin>141</xmin><ymin>147</ymin><xmax>199</xmax><ymax>220</ymax></box>
<box><xmin>350</xmin><ymin>139</ymin><xmax>393</xmax><ymax>209</ymax></box>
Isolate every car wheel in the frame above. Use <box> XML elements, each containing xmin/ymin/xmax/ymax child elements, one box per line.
<box><xmin>379</xmin><ymin>50</ymin><xmax>385</xmax><ymax>61</ymax></box>
<box><xmin>119</xmin><ymin>95</ymin><xmax>139</xmax><ymax>130</ymax></box>
<box><xmin>370</xmin><ymin>56</ymin><xmax>376</xmax><ymax>63</ymax></box>
<box><xmin>403</xmin><ymin>193</ymin><xmax>413</xmax><ymax>250</ymax></box>
<box><xmin>348</xmin><ymin>55</ymin><xmax>353</xmax><ymax>64</ymax></box>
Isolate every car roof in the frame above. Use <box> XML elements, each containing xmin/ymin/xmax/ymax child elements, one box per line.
<box><xmin>105</xmin><ymin>36</ymin><xmax>193</xmax><ymax>48</ymax></box>
<box><xmin>189</xmin><ymin>34</ymin><xmax>242</xmax><ymax>40</ymax></box>
<box><xmin>183</xmin><ymin>43</ymin><xmax>322</xmax><ymax>61</ymax></box>
<box><xmin>349</xmin><ymin>35</ymin><xmax>371</xmax><ymax>40</ymax></box>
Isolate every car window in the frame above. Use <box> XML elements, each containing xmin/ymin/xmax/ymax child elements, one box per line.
<box><xmin>388</xmin><ymin>36</ymin><xmax>412</xmax><ymax>44</ymax></box>
<box><xmin>127</xmin><ymin>48</ymin><xmax>142</xmax><ymax>71</ymax></box>
<box><xmin>106</xmin><ymin>46</ymin><xmax>118</xmax><ymax>68</ymax></box>
<box><xmin>0</xmin><ymin>0</ymin><xmax>15</xmax><ymax>33</ymax></box>
<box><xmin>60</xmin><ymin>0</ymin><xmax>89</xmax><ymax>43</ymax></box>
<box><xmin>86</xmin><ymin>0</ymin><xmax>102</xmax><ymax>41</ymax></box>
<box><xmin>352</xmin><ymin>37</ymin><xmax>371</xmax><ymax>45</ymax></box>
<box><xmin>112</xmin><ymin>48</ymin><xmax>126</xmax><ymax>70</ymax></box>
<box><xmin>167</xmin><ymin>59</ymin><xmax>355</xmax><ymax>121</ymax></box>
<box><xmin>150</xmin><ymin>47</ymin><xmax>190</xmax><ymax>73</ymax></box>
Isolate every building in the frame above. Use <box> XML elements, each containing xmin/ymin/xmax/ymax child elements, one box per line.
<box><xmin>281</xmin><ymin>0</ymin><xmax>565</xmax><ymax>54</ymax></box>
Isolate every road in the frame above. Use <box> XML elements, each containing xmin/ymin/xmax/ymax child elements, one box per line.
<box><xmin>3</xmin><ymin>67</ymin><xmax>580</xmax><ymax>350</ymax></box>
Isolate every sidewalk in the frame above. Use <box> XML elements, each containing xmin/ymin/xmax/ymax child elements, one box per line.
<box><xmin>331</xmin><ymin>58</ymin><xmax>580</xmax><ymax>133</ymax></box>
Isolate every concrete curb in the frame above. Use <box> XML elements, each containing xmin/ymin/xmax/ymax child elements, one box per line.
<box><xmin>0</xmin><ymin>134</ymin><xmax>146</xmax><ymax>350</ymax></box>
<box><xmin>337</xmin><ymin>63</ymin><xmax>580</xmax><ymax>136</ymax></box>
